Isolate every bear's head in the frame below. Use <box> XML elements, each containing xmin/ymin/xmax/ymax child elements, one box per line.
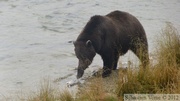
<box><xmin>74</xmin><ymin>40</ymin><xmax>96</xmax><ymax>79</ymax></box>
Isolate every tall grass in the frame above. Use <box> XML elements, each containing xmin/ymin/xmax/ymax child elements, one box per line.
<box><xmin>18</xmin><ymin>23</ymin><xmax>179</xmax><ymax>101</ymax></box>
<box><xmin>116</xmin><ymin>23</ymin><xmax>180</xmax><ymax>97</ymax></box>
<box><xmin>156</xmin><ymin>23</ymin><xmax>180</xmax><ymax>67</ymax></box>
<box><xmin>77</xmin><ymin>77</ymin><xmax>119</xmax><ymax>101</ymax></box>
<box><xmin>27</xmin><ymin>80</ymin><xmax>73</xmax><ymax>101</ymax></box>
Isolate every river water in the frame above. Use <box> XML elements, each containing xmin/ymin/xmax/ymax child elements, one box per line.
<box><xmin>0</xmin><ymin>0</ymin><xmax>180</xmax><ymax>100</ymax></box>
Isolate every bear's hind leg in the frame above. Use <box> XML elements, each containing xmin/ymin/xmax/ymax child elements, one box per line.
<box><xmin>130</xmin><ymin>44</ymin><xmax>149</xmax><ymax>68</ymax></box>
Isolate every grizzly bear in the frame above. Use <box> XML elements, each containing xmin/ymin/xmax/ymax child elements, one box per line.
<box><xmin>74</xmin><ymin>10</ymin><xmax>149</xmax><ymax>79</ymax></box>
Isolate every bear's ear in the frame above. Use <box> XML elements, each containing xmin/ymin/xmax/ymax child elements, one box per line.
<box><xmin>86</xmin><ymin>40</ymin><xmax>92</xmax><ymax>47</ymax></box>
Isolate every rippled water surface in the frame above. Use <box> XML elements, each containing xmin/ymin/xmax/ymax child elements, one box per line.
<box><xmin>0</xmin><ymin>0</ymin><xmax>180</xmax><ymax>99</ymax></box>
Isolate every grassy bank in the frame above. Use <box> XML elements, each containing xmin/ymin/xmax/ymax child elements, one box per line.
<box><xmin>10</xmin><ymin>23</ymin><xmax>179</xmax><ymax>101</ymax></box>
<box><xmin>117</xmin><ymin>23</ymin><xmax>180</xmax><ymax>96</ymax></box>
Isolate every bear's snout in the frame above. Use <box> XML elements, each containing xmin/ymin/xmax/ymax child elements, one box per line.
<box><xmin>77</xmin><ymin>68</ymin><xmax>84</xmax><ymax>79</ymax></box>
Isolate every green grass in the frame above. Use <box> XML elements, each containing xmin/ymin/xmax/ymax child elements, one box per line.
<box><xmin>9</xmin><ymin>23</ymin><xmax>179</xmax><ymax>101</ymax></box>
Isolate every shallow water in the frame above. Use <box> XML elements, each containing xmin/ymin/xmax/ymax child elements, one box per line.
<box><xmin>0</xmin><ymin>0</ymin><xmax>180</xmax><ymax>99</ymax></box>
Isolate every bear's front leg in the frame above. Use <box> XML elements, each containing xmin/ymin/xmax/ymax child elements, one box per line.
<box><xmin>101</xmin><ymin>54</ymin><xmax>114</xmax><ymax>77</ymax></box>
<box><xmin>102</xmin><ymin>66</ymin><xmax>112</xmax><ymax>77</ymax></box>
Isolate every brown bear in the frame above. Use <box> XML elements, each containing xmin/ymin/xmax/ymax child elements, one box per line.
<box><xmin>74</xmin><ymin>10</ymin><xmax>149</xmax><ymax>79</ymax></box>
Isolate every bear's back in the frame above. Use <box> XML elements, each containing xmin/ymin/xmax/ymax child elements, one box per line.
<box><xmin>106</xmin><ymin>10</ymin><xmax>146</xmax><ymax>38</ymax></box>
<box><xmin>106</xmin><ymin>10</ymin><xmax>135</xmax><ymax>23</ymax></box>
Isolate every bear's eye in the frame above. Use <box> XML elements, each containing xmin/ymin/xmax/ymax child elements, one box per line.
<box><xmin>75</xmin><ymin>52</ymin><xmax>86</xmax><ymax>60</ymax></box>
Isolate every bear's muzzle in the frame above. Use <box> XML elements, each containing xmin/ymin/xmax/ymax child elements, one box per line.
<box><xmin>77</xmin><ymin>68</ymin><xmax>84</xmax><ymax>79</ymax></box>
